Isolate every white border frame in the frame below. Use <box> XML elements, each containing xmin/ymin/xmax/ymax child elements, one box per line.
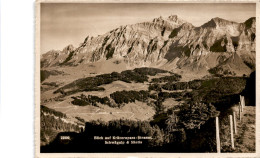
<box><xmin>35</xmin><ymin>0</ymin><xmax>260</xmax><ymax>157</ymax></box>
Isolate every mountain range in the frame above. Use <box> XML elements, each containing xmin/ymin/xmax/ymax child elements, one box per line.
<box><xmin>41</xmin><ymin>15</ymin><xmax>256</xmax><ymax>76</ymax></box>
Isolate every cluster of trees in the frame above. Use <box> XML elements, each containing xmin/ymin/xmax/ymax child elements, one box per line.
<box><xmin>53</xmin><ymin>75</ymin><xmax>108</xmax><ymax>95</ymax></box>
<box><xmin>149</xmin><ymin>77</ymin><xmax>246</xmax><ymax>112</ymax></box>
<box><xmin>114</xmin><ymin>67</ymin><xmax>169</xmax><ymax>83</ymax></box>
<box><xmin>151</xmin><ymin>74</ymin><xmax>182</xmax><ymax>83</ymax></box>
<box><xmin>71</xmin><ymin>90</ymin><xmax>184</xmax><ymax>111</ymax></box>
<box><xmin>150</xmin><ymin>91</ymin><xmax>184</xmax><ymax>115</ymax></box>
<box><xmin>42</xmin><ymin>101</ymin><xmax>220</xmax><ymax>152</ymax></box>
<box><xmin>71</xmin><ymin>94</ymin><xmax>116</xmax><ymax>107</ymax></box>
<box><xmin>185</xmin><ymin>77</ymin><xmax>247</xmax><ymax>110</ymax></box>
<box><xmin>162</xmin><ymin>82</ymin><xmax>189</xmax><ymax>90</ymax></box>
<box><xmin>176</xmin><ymin>102</ymin><xmax>219</xmax><ymax>130</ymax></box>
<box><xmin>162</xmin><ymin>80</ymin><xmax>202</xmax><ymax>91</ymax></box>
<box><xmin>110</xmin><ymin>90</ymin><xmax>149</xmax><ymax>105</ymax></box>
<box><xmin>54</xmin><ymin>67</ymin><xmax>171</xmax><ymax>96</ymax></box>
<box><xmin>133</xmin><ymin>67</ymin><xmax>169</xmax><ymax>76</ymax></box>
<box><xmin>150</xmin><ymin>77</ymin><xmax>248</xmax><ymax>151</ymax></box>
<box><xmin>41</xmin><ymin>105</ymin><xmax>67</xmax><ymax>118</ymax></box>
<box><xmin>40</xmin><ymin>106</ymin><xmax>81</xmax><ymax>146</ymax></box>
<box><xmin>148</xmin><ymin>83</ymin><xmax>162</xmax><ymax>91</ymax></box>
<box><xmin>158</xmin><ymin>92</ymin><xmax>183</xmax><ymax>99</ymax></box>
<box><xmin>41</xmin><ymin>114</ymin><xmax>80</xmax><ymax>133</ymax></box>
<box><xmin>209</xmin><ymin>67</ymin><xmax>236</xmax><ymax>76</ymax></box>
<box><xmin>71</xmin><ymin>89</ymin><xmax>183</xmax><ymax>109</ymax></box>
<box><xmin>159</xmin><ymin>102</ymin><xmax>219</xmax><ymax>152</ymax></box>
<box><xmin>119</xmin><ymin>70</ymin><xmax>148</xmax><ymax>83</ymax></box>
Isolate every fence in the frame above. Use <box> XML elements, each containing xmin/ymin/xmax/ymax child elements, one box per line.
<box><xmin>215</xmin><ymin>95</ymin><xmax>245</xmax><ymax>153</ymax></box>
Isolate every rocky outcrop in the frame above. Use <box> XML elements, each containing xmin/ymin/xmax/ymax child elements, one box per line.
<box><xmin>41</xmin><ymin>15</ymin><xmax>256</xmax><ymax>76</ymax></box>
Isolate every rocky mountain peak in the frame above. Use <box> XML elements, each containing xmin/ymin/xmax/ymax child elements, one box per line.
<box><xmin>180</xmin><ymin>22</ymin><xmax>194</xmax><ymax>29</ymax></box>
<box><xmin>152</xmin><ymin>16</ymin><xmax>164</xmax><ymax>23</ymax></box>
<box><xmin>167</xmin><ymin>15</ymin><xmax>186</xmax><ymax>25</ymax></box>
<box><xmin>244</xmin><ymin>17</ymin><xmax>256</xmax><ymax>29</ymax></box>
<box><xmin>41</xmin><ymin>15</ymin><xmax>255</xmax><ymax>77</ymax></box>
<box><xmin>167</xmin><ymin>15</ymin><xmax>178</xmax><ymax>21</ymax></box>
<box><xmin>201</xmin><ymin>17</ymin><xmax>238</xmax><ymax>28</ymax></box>
<box><xmin>151</xmin><ymin>15</ymin><xmax>186</xmax><ymax>27</ymax></box>
<box><xmin>62</xmin><ymin>44</ymin><xmax>74</xmax><ymax>54</ymax></box>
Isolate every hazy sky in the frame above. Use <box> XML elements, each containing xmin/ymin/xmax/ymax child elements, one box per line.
<box><xmin>41</xmin><ymin>3</ymin><xmax>255</xmax><ymax>53</ymax></box>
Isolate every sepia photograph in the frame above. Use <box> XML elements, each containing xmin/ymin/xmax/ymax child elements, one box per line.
<box><xmin>36</xmin><ymin>1</ymin><xmax>258</xmax><ymax>156</ymax></box>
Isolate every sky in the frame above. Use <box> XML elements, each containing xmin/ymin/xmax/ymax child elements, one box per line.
<box><xmin>40</xmin><ymin>3</ymin><xmax>256</xmax><ymax>54</ymax></box>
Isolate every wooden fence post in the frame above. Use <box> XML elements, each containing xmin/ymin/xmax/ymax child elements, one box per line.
<box><xmin>233</xmin><ymin>111</ymin><xmax>237</xmax><ymax>134</ymax></box>
<box><xmin>239</xmin><ymin>102</ymin><xmax>241</xmax><ymax>121</ymax></box>
<box><xmin>243</xmin><ymin>96</ymin><xmax>245</xmax><ymax>109</ymax></box>
<box><xmin>216</xmin><ymin>117</ymin><xmax>221</xmax><ymax>153</ymax></box>
<box><xmin>229</xmin><ymin>115</ymin><xmax>235</xmax><ymax>149</ymax></box>
<box><xmin>241</xmin><ymin>96</ymin><xmax>244</xmax><ymax>112</ymax></box>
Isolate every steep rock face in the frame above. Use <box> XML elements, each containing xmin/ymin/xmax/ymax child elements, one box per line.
<box><xmin>41</xmin><ymin>44</ymin><xmax>75</xmax><ymax>67</ymax></box>
<box><xmin>41</xmin><ymin>15</ymin><xmax>256</xmax><ymax>76</ymax></box>
<box><xmin>41</xmin><ymin>15</ymin><xmax>188</xmax><ymax>67</ymax></box>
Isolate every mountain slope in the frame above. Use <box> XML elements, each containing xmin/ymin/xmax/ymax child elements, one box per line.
<box><xmin>41</xmin><ymin>15</ymin><xmax>256</xmax><ymax>76</ymax></box>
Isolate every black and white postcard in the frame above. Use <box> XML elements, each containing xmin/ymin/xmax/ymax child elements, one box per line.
<box><xmin>35</xmin><ymin>1</ymin><xmax>259</xmax><ymax>157</ymax></box>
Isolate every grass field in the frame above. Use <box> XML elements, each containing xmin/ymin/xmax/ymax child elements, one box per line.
<box><xmin>233</xmin><ymin>106</ymin><xmax>255</xmax><ymax>152</ymax></box>
<box><xmin>220</xmin><ymin>105</ymin><xmax>255</xmax><ymax>153</ymax></box>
